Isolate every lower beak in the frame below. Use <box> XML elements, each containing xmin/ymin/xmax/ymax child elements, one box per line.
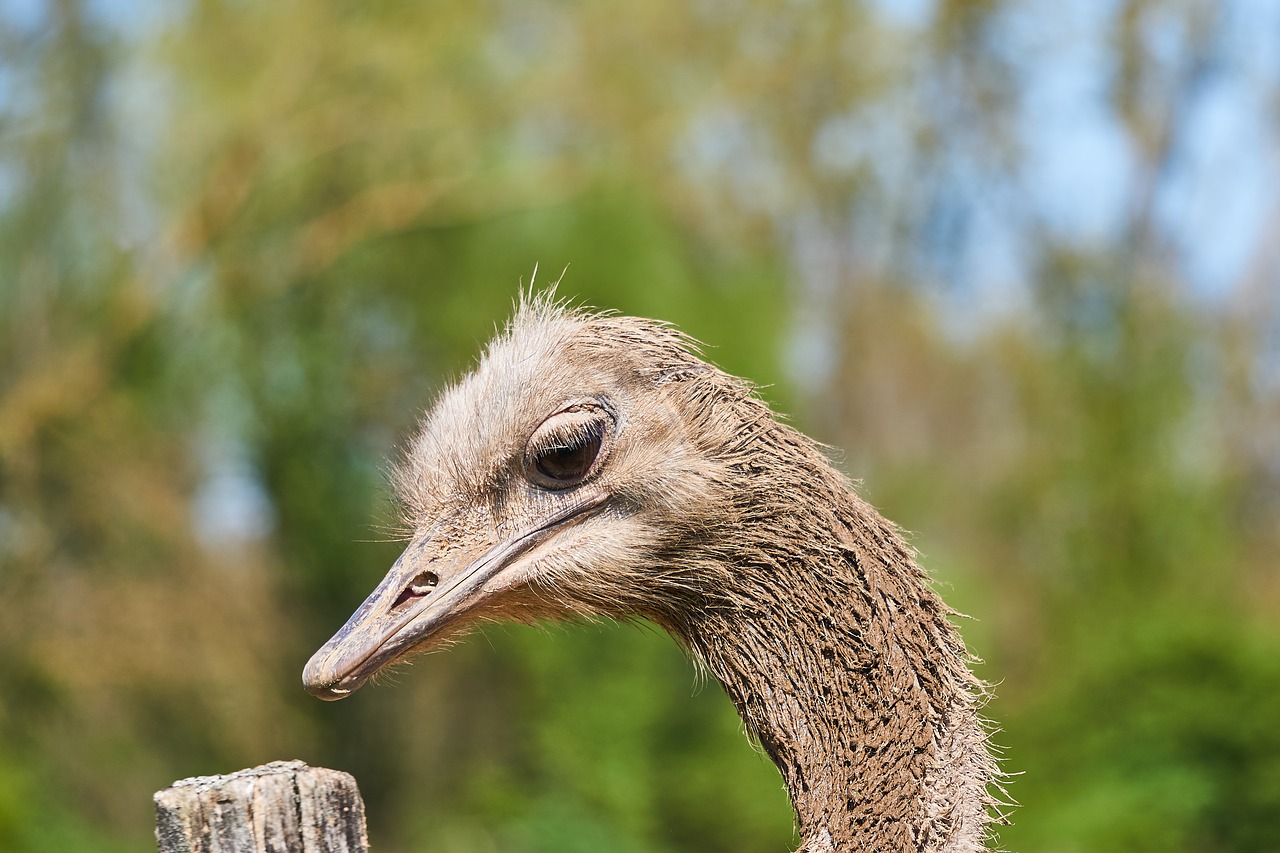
<box><xmin>303</xmin><ymin>491</ymin><xmax>607</xmax><ymax>700</ymax></box>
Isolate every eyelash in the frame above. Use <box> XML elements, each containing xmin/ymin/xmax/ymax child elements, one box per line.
<box><xmin>529</xmin><ymin>420</ymin><xmax>604</xmax><ymax>458</ymax></box>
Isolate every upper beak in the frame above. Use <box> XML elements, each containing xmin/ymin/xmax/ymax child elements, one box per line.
<box><xmin>303</xmin><ymin>490</ymin><xmax>608</xmax><ymax>700</ymax></box>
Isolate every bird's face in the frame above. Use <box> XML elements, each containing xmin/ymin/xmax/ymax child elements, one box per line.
<box><xmin>304</xmin><ymin>313</ymin><xmax>734</xmax><ymax>700</ymax></box>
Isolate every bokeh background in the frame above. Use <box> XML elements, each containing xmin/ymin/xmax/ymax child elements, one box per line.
<box><xmin>3</xmin><ymin>0</ymin><xmax>1279</xmax><ymax>851</ymax></box>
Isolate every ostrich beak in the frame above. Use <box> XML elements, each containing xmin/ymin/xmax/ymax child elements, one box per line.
<box><xmin>303</xmin><ymin>490</ymin><xmax>609</xmax><ymax>700</ymax></box>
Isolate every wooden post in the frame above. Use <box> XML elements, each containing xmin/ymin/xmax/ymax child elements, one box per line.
<box><xmin>154</xmin><ymin>760</ymin><xmax>369</xmax><ymax>853</ymax></box>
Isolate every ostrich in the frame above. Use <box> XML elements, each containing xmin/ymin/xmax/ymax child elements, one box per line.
<box><xmin>303</xmin><ymin>295</ymin><xmax>1001</xmax><ymax>852</ymax></box>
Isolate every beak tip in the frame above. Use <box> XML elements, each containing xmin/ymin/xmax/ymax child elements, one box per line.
<box><xmin>303</xmin><ymin>650</ymin><xmax>351</xmax><ymax>701</ymax></box>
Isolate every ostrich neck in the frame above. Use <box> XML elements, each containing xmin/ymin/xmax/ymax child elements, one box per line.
<box><xmin>681</xmin><ymin>487</ymin><xmax>993</xmax><ymax>852</ymax></box>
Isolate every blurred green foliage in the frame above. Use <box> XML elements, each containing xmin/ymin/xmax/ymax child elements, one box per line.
<box><xmin>1</xmin><ymin>1</ymin><xmax>1278</xmax><ymax>851</ymax></box>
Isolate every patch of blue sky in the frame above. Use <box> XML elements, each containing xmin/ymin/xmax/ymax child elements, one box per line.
<box><xmin>1012</xmin><ymin>0</ymin><xmax>1137</xmax><ymax>245</ymax></box>
<box><xmin>191</xmin><ymin>454</ymin><xmax>276</xmax><ymax>552</ymax></box>
<box><xmin>191</xmin><ymin>395</ymin><xmax>277</xmax><ymax>553</ymax></box>
<box><xmin>867</xmin><ymin>0</ymin><xmax>936</xmax><ymax>31</ymax></box>
<box><xmin>998</xmin><ymin>0</ymin><xmax>1279</xmax><ymax>300</ymax></box>
<box><xmin>0</xmin><ymin>0</ymin><xmax>44</xmax><ymax>32</ymax></box>
<box><xmin>84</xmin><ymin>0</ymin><xmax>185</xmax><ymax>37</ymax></box>
<box><xmin>1155</xmin><ymin>72</ymin><xmax>1276</xmax><ymax>297</ymax></box>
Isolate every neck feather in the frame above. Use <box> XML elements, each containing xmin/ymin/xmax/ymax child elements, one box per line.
<box><xmin>672</xmin><ymin>452</ymin><xmax>997</xmax><ymax>852</ymax></box>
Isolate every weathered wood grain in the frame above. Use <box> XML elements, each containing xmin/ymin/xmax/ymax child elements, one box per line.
<box><xmin>154</xmin><ymin>760</ymin><xmax>368</xmax><ymax>853</ymax></box>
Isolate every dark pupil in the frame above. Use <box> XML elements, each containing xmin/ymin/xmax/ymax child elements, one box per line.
<box><xmin>536</xmin><ymin>432</ymin><xmax>601</xmax><ymax>482</ymax></box>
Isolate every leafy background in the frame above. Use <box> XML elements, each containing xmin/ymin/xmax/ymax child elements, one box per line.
<box><xmin>1</xmin><ymin>1</ymin><xmax>1278</xmax><ymax>851</ymax></box>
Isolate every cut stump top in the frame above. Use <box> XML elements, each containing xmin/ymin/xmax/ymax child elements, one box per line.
<box><xmin>155</xmin><ymin>760</ymin><xmax>368</xmax><ymax>853</ymax></box>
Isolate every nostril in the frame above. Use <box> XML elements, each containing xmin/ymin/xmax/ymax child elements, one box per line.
<box><xmin>393</xmin><ymin>571</ymin><xmax>439</xmax><ymax>610</ymax></box>
<box><xmin>409</xmin><ymin>571</ymin><xmax>439</xmax><ymax>595</ymax></box>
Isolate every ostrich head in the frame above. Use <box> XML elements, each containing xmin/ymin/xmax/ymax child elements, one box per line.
<box><xmin>303</xmin><ymin>296</ymin><xmax>1000</xmax><ymax>851</ymax></box>
<box><xmin>304</xmin><ymin>300</ymin><xmax>752</xmax><ymax>698</ymax></box>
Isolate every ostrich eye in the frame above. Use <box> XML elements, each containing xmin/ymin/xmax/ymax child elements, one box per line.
<box><xmin>527</xmin><ymin>406</ymin><xmax>611</xmax><ymax>489</ymax></box>
<box><xmin>535</xmin><ymin>431</ymin><xmax>602</xmax><ymax>482</ymax></box>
